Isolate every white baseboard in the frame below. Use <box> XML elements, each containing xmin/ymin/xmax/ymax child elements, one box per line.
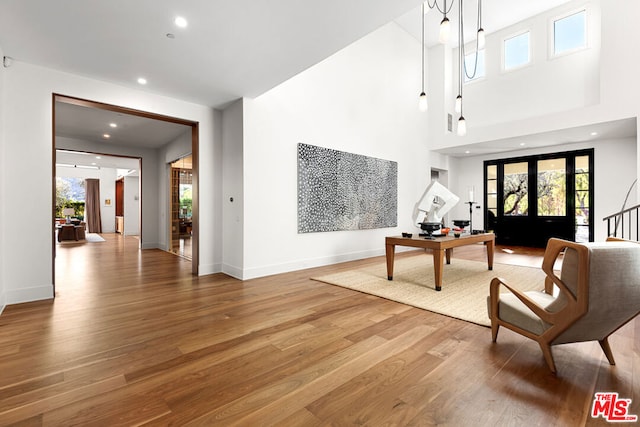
<box><xmin>239</xmin><ymin>247</ymin><xmax>408</xmax><ymax>280</ymax></box>
<box><xmin>141</xmin><ymin>241</ymin><xmax>162</xmax><ymax>250</ymax></box>
<box><xmin>6</xmin><ymin>284</ymin><xmax>54</xmax><ymax>305</ymax></box>
<box><xmin>220</xmin><ymin>263</ymin><xmax>242</xmax><ymax>279</ymax></box>
<box><xmin>198</xmin><ymin>262</ymin><xmax>223</xmax><ymax>277</ymax></box>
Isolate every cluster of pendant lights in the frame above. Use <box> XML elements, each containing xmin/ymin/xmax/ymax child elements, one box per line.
<box><xmin>419</xmin><ymin>0</ymin><xmax>484</xmax><ymax>136</ymax></box>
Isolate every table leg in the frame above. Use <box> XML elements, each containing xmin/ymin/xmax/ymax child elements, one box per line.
<box><xmin>445</xmin><ymin>248</ymin><xmax>452</xmax><ymax>264</ymax></box>
<box><xmin>486</xmin><ymin>239</ymin><xmax>494</xmax><ymax>270</ymax></box>
<box><xmin>386</xmin><ymin>243</ymin><xmax>395</xmax><ymax>280</ymax></box>
<box><xmin>433</xmin><ymin>249</ymin><xmax>444</xmax><ymax>291</ymax></box>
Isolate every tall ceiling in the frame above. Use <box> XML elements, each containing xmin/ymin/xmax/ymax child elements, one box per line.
<box><xmin>3</xmin><ymin>0</ymin><xmax>620</xmax><ymax>163</ymax></box>
<box><xmin>1</xmin><ymin>0</ymin><xmax>572</xmax><ymax>109</ymax></box>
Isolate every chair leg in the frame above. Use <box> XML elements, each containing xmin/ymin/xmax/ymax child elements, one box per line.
<box><xmin>539</xmin><ymin>342</ymin><xmax>557</xmax><ymax>373</ymax></box>
<box><xmin>599</xmin><ymin>338</ymin><xmax>616</xmax><ymax>365</ymax></box>
<box><xmin>491</xmin><ymin>321</ymin><xmax>499</xmax><ymax>342</ymax></box>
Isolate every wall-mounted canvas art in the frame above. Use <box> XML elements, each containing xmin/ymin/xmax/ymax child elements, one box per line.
<box><xmin>297</xmin><ymin>143</ymin><xmax>397</xmax><ymax>233</ymax></box>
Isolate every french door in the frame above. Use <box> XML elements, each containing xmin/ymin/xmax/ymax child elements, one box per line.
<box><xmin>484</xmin><ymin>149</ymin><xmax>593</xmax><ymax>247</ymax></box>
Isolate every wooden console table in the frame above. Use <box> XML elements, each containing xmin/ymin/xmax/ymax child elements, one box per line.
<box><xmin>385</xmin><ymin>233</ymin><xmax>495</xmax><ymax>291</ymax></box>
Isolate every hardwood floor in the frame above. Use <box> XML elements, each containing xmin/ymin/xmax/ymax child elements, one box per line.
<box><xmin>0</xmin><ymin>234</ymin><xmax>637</xmax><ymax>426</ymax></box>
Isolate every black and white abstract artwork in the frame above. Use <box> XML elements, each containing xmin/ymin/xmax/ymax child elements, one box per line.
<box><xmin>297</xmin><ymin>143</ymin><xmax>397</xmax><ymax>233</ymax></box>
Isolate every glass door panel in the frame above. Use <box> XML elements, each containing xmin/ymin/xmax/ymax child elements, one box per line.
<box><xmin>170</xmin><ymin>155</ymin><xmax>193</xmax><ymax>259</ymax></box>
<box><xmin>575</xmin><ymin>155</ymin><xmax>590</xmax><ymax>242</ymax></box>
<box><xmin>503</xmin><ymin>162</ymin><xmax>528</xmax><ymax>216</ymax></box>
<box><xmin>537</xmin><ymin>158</ymin><xmax>566</xmax><ymax>216</ymax></box>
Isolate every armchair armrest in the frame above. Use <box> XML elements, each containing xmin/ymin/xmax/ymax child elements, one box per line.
<box><xmin>490</xmin><ymin>277</ymin><xmax>558</xmax><ymax>324</ymax></box>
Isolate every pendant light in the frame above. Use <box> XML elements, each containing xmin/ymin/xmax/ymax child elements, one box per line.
<box><xmin>477</xmin><ymin>0</ymin><xmax>485</xmax><ymax>49</ymax></box>
<box><xmin>439</xmin><ymin>0</ymin><xmax>450</xmax><ymax>44</ymax></box>
<box><xmin>418</xmin><ymin>2</ymin><xmax>428</xmax><ymax>112</ymax></box>
<box><xmin>422</xmin><ymin>0</ymin><xmax>484</xmax><ymax>135</ymax></box>
<box><xmin>457</xmin><ymin>116</ymin><xmax>467</xmax><ymax>136</ymax></box>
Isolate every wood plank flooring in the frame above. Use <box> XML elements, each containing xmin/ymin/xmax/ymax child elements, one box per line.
<box><xmin>0</xmin><ymin>234</ymin><xmax>637</xmax><ymax>425</ymax></box>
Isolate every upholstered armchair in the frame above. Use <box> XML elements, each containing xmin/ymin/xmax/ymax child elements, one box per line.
<box><xmin>488</xmin><ymin>237</ymin><xmax>640</xmax><ymax>373</ymax></box>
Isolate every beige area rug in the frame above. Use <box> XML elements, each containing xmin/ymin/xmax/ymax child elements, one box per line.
<box><xmin>311</xmin><ymin>255</ymin><xmax>548</xmax><ymax>327</ymax></box>
<box><xmin>57</xmin><ymin>233</ymin><xmax>106</xmax><ymax>244</ymax></box>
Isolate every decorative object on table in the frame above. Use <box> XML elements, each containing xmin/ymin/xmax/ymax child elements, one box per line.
<box><xmin>62</xmin><ymin>207</ymin><xmax>74</xmax><ymax>222</ymax></box>
<box><xmin>464</xmin><ymin>185</ymin><xmax>478</xmax><ymax>233</ymax></box>
<box><xmin>452</xmin><ymin>219</ymin><xmax>470</xmax><ymax>232</ymax></box>
<box><xmin>413</xmin><ymin>180</ymin><xmax>459</xmax><ymax>236</ymax></box>
<box><xmin>297</xmin><ymin>143</ymin><xmax>397</xmax><ymax>233</ymax></box>
<box><xmin>418</xmin><ymin>222</ymin><xmax>441</xmax><ymax>240</ymax></box>
<box><xmin>401</xmin><ymin>232</ymin><xmax>413</xmax><ymax>238</ymax></box>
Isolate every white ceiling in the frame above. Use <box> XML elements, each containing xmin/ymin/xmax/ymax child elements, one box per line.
<box><xmin>55</xmin><ymin>102</ymin><xmax>191</xmax><ymax>148</ymax></box>
<box><xmin>1</xmin><ymin>0</ymin><xmax>573</xmax><ymax>108</ymax></box>
<box><xmin>0</xmin><ymin>0</ymin><xmax>424</xmax><ymax>108</ymax></box>
<box><xmin>3</xmin><ymin>0</ymin><xmax>631</xmax><ymax>164</ymax></box>
<box><xmin>56</xmin><ymin>149</ymin><xmax>140</xmax><ymax>173</ymax></box>
<box><xmin>435</xmin><ymin>118</ymin><xmax>638</xmax><ymax>156</ymax></box>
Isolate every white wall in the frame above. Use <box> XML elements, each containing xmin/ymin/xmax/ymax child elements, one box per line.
<box><xmin>55</xmin><ymin>164</ymin><xmax>118</xmax><ymax>232</ymax></box>
<box><xmin>447</xmin><ymin>137</ymin><xmax>637</xmax><ymax>242</ymax></box>
<box><xmin>239</xmin><ymin>22</ymin><xmax>430</xmax><ymax>279</ymax></box>
<box><xmin>124</xmin><ymin>176</ymin><xmax>140</xmax><ymax>235</ymax></box>
<box><xmin>0</xmin><ymin>45</ymin><xmax>6</xmax><ymax>314</ymax></box>
<box><xmin>1</xmin><ymin>61</ymin><xmax>221</xmax><ymax>304</ymax></box>
<box><xmin>101</xmin><ymin>171</ymin><xmax>117</xmax><ymax>232</ymax></box>
<box><xmin>221</xmin><ymin>99</ymin><xmax>244</xmax><ymax>277</ymax></box>
<box><xmin>458</xmin><ymin>1</ymin><xmax>601</xmax><ymax>129</ymax></box>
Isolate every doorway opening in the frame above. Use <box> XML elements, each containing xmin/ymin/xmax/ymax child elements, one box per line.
<box><xmin>52</xmin><ymin>94</ymin><xmax>200</xmax><ymax>296</ymax></box>
<box><xmin>56</xmin><ymin>150</ymin><xmax>141</xmax><ymax>243</ymax></box>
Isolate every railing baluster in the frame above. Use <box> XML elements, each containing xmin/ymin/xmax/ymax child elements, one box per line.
<box><xmin>603</xmin><ymin>203</ymin><xmax>640</xmax><ymax>241</ymax></box>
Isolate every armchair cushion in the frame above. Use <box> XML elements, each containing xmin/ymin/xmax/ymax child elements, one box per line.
<box><xmin>492</xmin><ymin>291</ymin><xmax>555</xmax><ymax>336</ymax></box>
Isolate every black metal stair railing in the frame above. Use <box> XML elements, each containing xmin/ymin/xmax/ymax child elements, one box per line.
<box><xmin>603</xmin><ymin>204</ymin><xmax>640</xmax><ymax>241</ymax></box>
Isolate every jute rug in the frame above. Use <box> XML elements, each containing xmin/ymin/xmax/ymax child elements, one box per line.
<box><xmin>311</xmin><ymin>255</ymin><xmax>547</xmax><ymax>327</ymax></box>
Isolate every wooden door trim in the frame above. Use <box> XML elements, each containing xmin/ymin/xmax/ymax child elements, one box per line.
<box><xmin>52</xmin><ymin>93</ymin><xmax>200</xmax><ymax>293</ymax></box>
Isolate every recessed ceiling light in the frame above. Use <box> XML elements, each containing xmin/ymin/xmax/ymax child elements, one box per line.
<box><xmin>137</xmin><ymin>77</ymin><xmax>147</xmax><ymax>85</ymax></box>
<box><xmin>109</xmin><ymin>123</ymin><xmax>117</xmax><ymax>128</ymax></box>
<box><xmin>91</xmin><ymin>162</ymin><xmax>97</xmax><ymax>166</ymax></box>
<box><xmin>96</xmin><ymin>156</ymin><xmax>101</xmax><ymax>159</ymax></box>
<box><xmin>103</xmin><ymin>134</ymin><xmax>111</xmax><ymax>139</ymax></box>
<box><xmin>520</xmin><ymin>142</ymin><xmax>526</xmax><ymax>146</ymax></box>
<box><xmin>175</xmin><ymin>16</ymin><xmax>188</xmax><ymax>28</ymax></box>
<box><xmin>590</xmin><ymin>131</ymin><xmax>598</xmax><ymax>136</ymax></box>
<box><xmin>465</xmin><ymin>150</ymin><xmax>471</xmax><ymax>154</ymax></box>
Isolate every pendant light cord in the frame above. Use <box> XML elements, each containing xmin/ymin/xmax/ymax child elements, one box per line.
<box><xmin>421</xmin><ymin>3</ymin><xmax>425</xmax><ymax>93</ymax></box>
<box><xmin>458</xmin><ymin>0</ymin><xmax>463</xmax><ymax>115</ymax></box>
<box><xmin>461</xmin><ymin>0</ymin><xmax>482</xmax><ymax>81</ymax></box>
<box><xmin>427</xmin><ymin>0</ymin><xmax>454</xmax><ymax>15</ymax></box>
